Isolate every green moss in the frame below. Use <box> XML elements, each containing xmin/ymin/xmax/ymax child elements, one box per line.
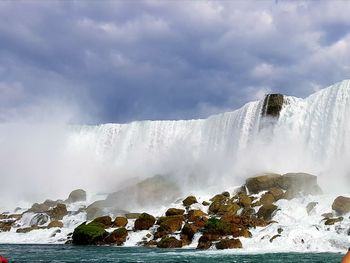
<box><xmin>112</xmin><ymin>227</ymin><xmax>127</xmax><ymax>236</ymax></box>
<box><xmin>72</xmin><ymin>222</ymin><xmax>108</xmax><ymax>245</ymax></box>
<box><xmin>204</xmin><ymin>218</ymin><xmax>230</xmax><ymax>235</ymax></box>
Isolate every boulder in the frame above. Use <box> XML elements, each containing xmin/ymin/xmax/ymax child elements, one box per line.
<box><xmin>29</xmin><ymin>203</ymin><xmax>50</xmax><ymax>213</ymax></box>
<box><xmin>202</xmin><ymin>201</ymin><xmax>210</xmax><ymax>206</ymax></box>
<box><xmin>16</xmin><ymin>226</ymin><xmax>42</xmax><ymax>233</ymax></box>
<box><xmin>215</xmin><ymin>238</ymin><xmax>242</xmax><ymax>249</ymax></box>
<box><xmin>182</xmin><ymin>196</ymin><xmax>198</xmax><ymax>207</ymax></box>
<box><xmin>187</xmin><ymin>209</ymin><xmax>207</xmax><ymax>222</ymax></box>
<box><xmin>257</xmin><ymin>204</ymin><xmax>278</xmax><ymax>220</ymax></box>
<box><xmin>92</xmin><ymin>216</ymin><xmax>112</xmax><ymax>228</ymax></box>
<box><xmin>245</xmin><ymin>173</ymin><xmax>281</xmax><ymax>194</ymax></box>
<box><xmin>104</xmin><ymin>227</ymin><xmax>128</xmax><ymax>245</ymax></box>
<box><xmin>157</xmin><ymin>236</ymin><xmax>182</xmax><ymax>248</ymax></box>
<box><xmin>238</xmin><ymin>194</ymin><xmax>252</xmax><ymax>208</ymax></box>
<box><xmin>113</xmin><ymin>216</ymin><xmax>128</xmax><ymax>228</ymax></box>
<box><xmin>67</xmin><ymin>189</ymin><xmax>86</xmax><ymax>203</ymax></box>
<box><xmin>204</xmin><ymin>217</ymin><xmax>231</xmax><ymax>236</ymax></box>
<box><xmin>86</xmin><ymin>203</ymin><xmax>105</xmax><ymax>220</ymax></box>
<box><xmin>259</xmin><ymin>193</ymin><xmax>275</xmax><ymax>206</ymax></box>
<box><xmin>332</xmin><ymin>196</ymin><xmax>350</xmax><ymax>215</ymax></box>
<box><xmin>72</xmin><ymin>222</ymin><xmax>108</xmax><ymax>245</ymax></box>
<box><xmin>158</xmin><ymin>216</ymin><xmax>183</xmax><ymax>233</ymax></box>
<box><xmin>181</xmin><ymin>223</ymin><xmax>199</xmax><ymax>241</ymax></box>
<box><xmin>165</xmin><ymin>208</ymin><xmax>185</xmax><ymax>216</ymax></box>
<box><xmin>134</xmin><ymin>213</ymin><xmax>156</xmax><ymax>231</ymax></box>
<box><xmin>261</xmin><ymin>94</ymin><xmax>284</xmax><ymax>118</ymax></box>
<box><xmin>270</xmin><ymin>234</ymin><xmax>281</xmax><ymax>242</ymax></box>
<box><xmin>268</xmin><ymin>187</ymin><xmax>285</xmax><ymax>201</ymax></box>
<box><xmin>0</xmin><ymin>221</ymin><xmax>13</xmax><ymax>232</ymax></box>
<box><xmin>197</xmin><ymin>235</ymin><xmax>212</xmax><ymax>249</ymax></box>
<box><xmin>125</xmin><ymin>213</ymin><xmax>141</xmax><ymax>219</ymax></box>
<box><xmin>47</xmin><ymin>204</ymin><xmax>67</xmax><ymax>220</ymax></box>
<box><xmin>48</xmin><ymin>220</ymin><xmax>63</xmax><ymax>228</ymax></box>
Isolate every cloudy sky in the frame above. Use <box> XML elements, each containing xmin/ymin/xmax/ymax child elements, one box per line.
<box><xmin>1</xmin><ymin>0</ymin><xmax>350</xmax><ymax>124</ymax></box>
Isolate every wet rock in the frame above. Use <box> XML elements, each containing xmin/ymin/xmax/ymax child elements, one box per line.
<box><xmin>182</xmin><ymin>196</ymin><xmax>198</xmax><ymax>207</ymax></box>
<box><xmin>332</xmin><ymin>196</ymin><xmax>350</xmax><ymax>215</ymax></box>
<box><xmin>259</xmin><ymin>193</ymin><xmax>275</xmax><ymax>206</ymax></box>
<box><xmin>48</xmin><ymin>220</ymin><xmax>63</xmax><ymax>228</ymax></box>
<box><xmin>202</xmin><ymin>201</ymin><xmax>210</xmax><ymax>206</ymax></box>
<box><xmin>165</xmin><ymin>208</ymin><xmax>185</xmax><ymax>216</ymax></box>
<box><xmin>0</xmin><ymin>221</ymin><xmax>13</xmax><ymax>232</ymax></box>
<box><xmin>245</xmin><ymin>173</ymin><xmax>281</xmax><ymax>194</ymax></box>
<box><xmin>238</xmin><ymin>194</ymin><xmax>252</xmax><ymax>208</ymax></box>
<box><xmin>215</xmin><ymin>238</ymin><xmax>242</xmax><ymax>249</ymax></box>
<box><xmin>134</xmin><ymin>213</ymin><xmax>156</xmax><ymax>231</ymax></box>
<box><xmin>29</xmin><ymin>203</ymin><xmax>50</xmax><ymax>213</ymax></box>
<box><xmin>187</xmin><ymin>209</ymin><xmax>207</xmax><ymax>222</ymax></box>
<box><xmin>257</xmin><ymin>204</ymin><xmax>278</xmax><ymax>221</ymax></box>
<box><xmin>47</xmin><ymin>204</ymin><xmax>67</xmax><ymax>221</ymax></box>
<box><xmin>157</xmin><ymin>236</ymin><xmax>182</xmax><ymax>248</ymax></box>
<box><xmin>181</xmin><ymin>223</ymin><xmax>199</xmax><ymax>241</ymax></box>
<box><xmin>232</xmin><ymin>229</ymin><xmax>252</xmax><ymax>238</ymax></box>
<box><xmin>270</xmin><ymin>234</ymin><xmax>281</xmax><ymax>242</ymax></box>
<box><xmin>92</xmin><ymin>216</ymin><xmax>112</xmax><ymax>228</ymax></box>
<box><xmin>72</xmin><ymin>222</ymin><xmax>108</xmax><ymax>245</ymax></box>
<box><xmin>324</xmin><ymin>217</ymin><xmax>343</xmax><ymax>225</ymax></box>
<box><xmin>197</xmin><ymin>235</ymin><xmax>212</xmax><ymax>249</ymax></box>
<box><xmin>104</xmin><ymin>227</ymin><xmax>128</xmax><ymax>245</ymax></box>
<box><xmin>113</xmin><ymin>216</ymin><xmax>128</xmax><ymax>228</ymax></box>
<box><xmin>158</xmin><ymin>216</ymin><xmax>183</xmax><ymax>233</ymax></box>
<box><xmin>125</xmin><ymin>213</ymin><xmax>142</xmax><ymax>219</ymax></box>
<box><xmin>222</xmin><ymin>192</ymin><xmax>230</xmax><ymax>197</ymax></box>
<box><xmin>16</xmin><ymin>226</ymin><xmax>42</xmax><ymax>233</ymax></box>
<box><xmin>67</xmin><ymin>189</ymin><xmax>86</xmax><ymax>203</ymax></box>
<box><xmin>268</xmin><ymin>187</ymin><xmax>285</xmax><ymax>201</ymax></box>
<box><xmin>204</xmin><ymin>217</ymin><xmax>231</xmax><ymax>236</ymax></box>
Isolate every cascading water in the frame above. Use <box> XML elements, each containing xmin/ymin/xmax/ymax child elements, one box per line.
<box><xmin>64</xmin><ymin>80</ymin><xmax>350</xmax><ymax>193</ymax></box>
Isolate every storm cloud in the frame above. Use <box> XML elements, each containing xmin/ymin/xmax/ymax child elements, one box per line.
<box><xmin>1</xmin><ymin>0</ymin><xmax>350</xmax><ymax>123</ymax></box>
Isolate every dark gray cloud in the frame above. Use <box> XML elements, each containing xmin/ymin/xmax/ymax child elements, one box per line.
<box><xmin>1</xmin><ymin>0</ymin><xmax>350</xmax><ymax>124</ymax></box>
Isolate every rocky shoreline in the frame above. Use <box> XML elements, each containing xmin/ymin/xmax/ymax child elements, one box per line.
<box><xmin>1</xmin><ymin>172</ymin><xmax>350</xmax><ymax>250</ymax></box>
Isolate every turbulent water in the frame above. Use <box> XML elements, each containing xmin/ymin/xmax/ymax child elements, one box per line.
<box><xmin>0</xmin><ymin>244</ymin><xmax>344</xmax><ymax>263</ymax></box>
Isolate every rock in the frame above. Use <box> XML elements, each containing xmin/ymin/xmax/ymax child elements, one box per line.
<box><xmin>187</xmin><ymin>209</ymin><xmax>207</xmax><ymax>222</ymax></box>
<box><xmin>182</xmin><ymin>196</ymin><xmax>198</xmax><ymax>207</ymax></box>
<box><xmin>92</xmin><ymin>216</ymin><xmax>112</xmax><ymax>228</ymax></box>
<box><xmin>306</xmin><ymin>202</ymin><xmax>318</xmax><ymax>215</ymax></box>
<box><xmin>43</xmin><ymin>200</ymin><xmax>60</xmax><ymax>208</ymax></box>
<box><xmin>165</xmin><ymin>208</ymin><xmax>185</xmax><ymax>216</ymax></box>
<box><xmin>222</xmin><ymin>192</ymin><xmax>230</xmax><ymax>197</ymax></box>
<box><xmin>104</xmin><ymin>227</ymin><xmax>128</xmax><ymax>245</ymax></box>
<box><xmin>208</xmin><ymin>194</ymin><xmax>239</xmax><ymax>216</ymax></box>
<box><xmin>202</xmin><ymin>201</ymin><xmax>210</xmax><ymax>206</ymax></box>
<box><xmin>245</xmin><ymin>173</ymin><xmax>281</xmax><ymax>194</ymax></box>
<box><xmin>86</xmin><ymin>203</ymin><xmax>105</xmax><ymax>220</ymax></box>
<box><xmin>238</xmin><ymin>194</ymin><xmax>252</xmax><ymax>208</ymax></box>
<box><xmin>204</xmin><ymin>217</ymin><xmax>231</xmax><ymax>236</ymax></box>
<box><xmin>0</xmin><ymin>221</ymin><xmax>13</xmax><ymax>232</ymax></box>
<box><xmin>125</xmin><ymin>213</ymin><xmax>141</xmax><ymax>219</ymax></box>
<box><xmin>67</xmin><ymin>189</ymin><xmax>86</xmax><ymax>203</ymax></box>
<box><xmin>277</xmin><ymin>227</ymin><xmax>283</xmax><ymax>234</ymax></box>
<box><xmin>181</xmin><ymin>223</ymin><xmax>199</xmax><ymax>241</ymax></box>
<box><xmin>16</xmin><ymin>226</ymin><xmax>41</xmax><ymax>233</ymax></box>
<box><xmin>161</xmin><ymin>216</ymin><xmax>183</xmax><ymax>232</ymax></box>
<box><xmin>47</xmin><ymin>204</ymin><xmax>67</xmax><ymax>220</ymax></box>
<box><xmin>268</xmin><ymin>187</ymin><xmax>285</xmax><ymax>201</ymax></box>
<box><xmin>324</xmin><ymin>217</ymin><xmax>343</xmax><ymax>225</ymax></box>
<box><xmin>134</xmin><ymin>213</ymin><xmax>156</xmax><ymax>231</ymax></box>
<box><xmin>270</xmin><ymin>234</ymin><xmax>281</xmax><ymax>242</ymax></box>
<box><xmin>279</xmin><ymin>173</ymin><xmax>321</xmax><ymax>194</ymax></box>
<box><xmin>259</xmin><ymin>193</ymin><xmax>275</xmax><ymax>206</ymax></box>
<box><xmin>257</xmin><ymin>204</ymin><xmax>278</xmax><ymax>220</ymax></box>
<box><xmin>332</xmin><ymin>196</ymin><xmax>350</xmax><ymax>215</ymax></box>
<box><xmin>30</xmin><ymin>213</ymin><xmax>49</xmax><ymax>226</ymax></box>
<box><xmin>48</xmin><ymin>220</ymin><xmax>63</xmax><ymax>228</ymax></box>
<box><xmin>29</xmin><ymin>203</ymin><xmax>50</xmax><ymax>213</ymax></box>
<box><xmin>261</xmin><ymin>94</ymin><xmax>284</xmax><ymax>118</ymax></box>
<box><xmin>232</xmin><ymin>229</ymin><xmax>252</xmax><ymax>238</ymax></box>
<box><xmin>113</xmin><ymin>216</ymin><xmax>128</xmax><ymax>228</ymax></box>
<box><xmin>72</xmin><ymin>222</ymin><xmax>108</xmax><ymax>245</ymax></box>
<box><xmin>321</xmin><ymin>212</ymin><xmax>333</xmax><ymax>218</ymax></box>
<box><xmin>197</xmin><ymin>235</ymin><xmax>212</xmax><ymax>249</ymax></box>
<box><xmin>215</xmin><ymin>238</ymin><xmax>242</xmax><ymax>249</ymax></box>
<box><xmin>157</xmin><ymin>236</ymin><xmax>182</xmax><ymax>248</ymax></box>
<box><xmin>142</xmin><ymin>240</ymin><xmax>158</xmax><ymax>247</ymax></box>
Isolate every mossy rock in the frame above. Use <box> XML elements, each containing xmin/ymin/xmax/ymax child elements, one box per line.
<box><xmin>72</xmin><ymin>222</ymin><xmax>108</xmax><ymax>245</ymax></box>
<box><xmin>204</xmin><ymin>217</ymin><xmax>231</xmax><ymax>236</ymax></box>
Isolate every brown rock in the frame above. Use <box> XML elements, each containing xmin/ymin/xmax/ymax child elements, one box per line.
<box><xmin>159</xmin><ymin>216</ymin><xmax>183</xmax><ymax>233</ymax></box>
<box><xmin>181</xmin><ymin>223</ymin><xmax>199</xmax><ymax>240</ymax></box>
<box><xmin>257</xmin><ymin>204</ymin><xmax>278</xmax><ymax>220</ymax></box>
<box><xmin>67</xmin><ymin>189</ymin><xmax>86</xmax><ymax>203</ymax></box>
<box><xmin>332</xmin><ymin>196</ymin><xmax>350</xmax><ymax>215</ymax></box>
<box><xmin>157</xmin><ymin>236</ymin><xmax>182</xmax><ymax>248</ymax></box>
<box><xmin>202</xmin><ymin>201</ymin><xmax>210</xmax><ymax>206</ymax></box>
<box><xmin>268</xmin><ymin>187</ymin><xmax>285</xmax><ymax>201</ymax></box>
<box><xmin>187</xmin><ymin>209</ymin><xmax>207</xmax><ymax>222</ymax></box>
<box><xmin>134</xmin><ymin>213</ymin><xmax>156</xmax><ymax>231</ymax></box>
<box><xmin>48</xmin><ymin>220</ymin><xmax>63</xmax><ymax>228</ymax></box>
<box><xmin>238</xmin><ymin>194</ymin><xmax>252</xmax><ymax>208</ymax></box>
<box><xmin>197</xmin><ymin>235</ymin><xmax>212</xmax><ymax>249</ymax></box>
<box><xmin>113</xmin><ymin>216</ymin><xmax>128</xmax><ymax>228</ymax></box>
<box><xmin>125</xmin><ymin>213</ymin><xmax>142</xmax><ymax>219</ymax></box>
<box><xmin>165</xmin><ymin>208</ymin><xmax>185</xmax><ymax>216</ymax></box>
<box><xmin>47</xmin><ymin>204</ymin><xmax>67</xmax><ymax>220</ymax></box>
<box><xmin>104</xmin><ymin>227</ymin><xmax>128</xmax><ymax>245</ymax></box>
<box><xmin>260</xmin><ymin>193</ymin><xmax>275</xmax><ymax>205</ymax></box>
<box><xmin>245</xmin><ymin>174</ymin><xmax>281</xmax><ymax>194</ymax></box>
<box><xmin>183</xmin><ymin>196</ymin><xmax>198</xmax><ymax>207</ymax></box>
<box><xmin>270</xmin><ymin>234</ymin><xmax>281</xmax><ymax>242</ymax></box>
<box><xmin>324</xmin><ymin>217</ymin><xmax>343</xmax><ymax>225</ymax></box>
<box><xmin>215</xmin><ymin>238</ymin><xmax>242</xmax><ymax>249</ymax></box>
